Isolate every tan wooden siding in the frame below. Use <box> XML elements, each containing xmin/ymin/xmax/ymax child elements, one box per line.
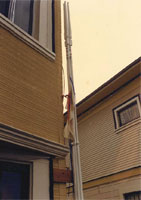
<box><xmin>82</xmin><ymin>175</ymin><xmax>141</xmax><ymax>200</ymax></box>
<box><xmin>67</xmin><ymin>167</ymin><xmax>141</xmax><ymax>200</ymax></box>
<box><xmin>0</xmin><ymin>1</ymin><xmax>68</xmax><ymax>199</ymax></box>
<box><xmin>0</xmin><ymin>0</ymin><xmax>64</xmax><ymax>145</ymax></box>
<box><xmin>78</xmin><ymin>77</ymin><xmax>141</xmax><ymax>182</ymax></box>
<box><xmin>140</xmin><ymin>120</ymin><xmax>141</xmax><ymax>166</ymax></box>
<box><xmin>54</xmin><ymin>158</ymin><xmax>68</xmax><ymax>200</ymax></box>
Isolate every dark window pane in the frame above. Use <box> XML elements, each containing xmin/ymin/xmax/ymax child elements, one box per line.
<box><xmin>124</xmin><ymin>191</ymin><xmax>141</xmax><ymax>200</ymax></box>
<box><xmin>0</xmin><ymin>161</ymin><xmax>30</xmax><ymax>199</ymax></box>
<box><xmin>0</xmin><ymin>0</ymin><xmax>10</xmax><ymax>17</ymax></box>
<box><xmin>0</xmin><ymin>171</ymin><xmax>21</xmax><ymax>199</ymax></box>
<box><xmin>14</xmin><ymin>0</ymin><xmax>34</xmax><ymax>34</ymax></box>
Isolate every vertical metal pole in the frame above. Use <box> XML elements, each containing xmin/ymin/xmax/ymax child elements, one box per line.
<box><xmin>64</xmin><ymin>2</ymin><xmax>84</xmax><ymax>200</ymax></box>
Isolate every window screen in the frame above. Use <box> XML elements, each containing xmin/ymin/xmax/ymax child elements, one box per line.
<box><xmin>118</xmin><ymin>101</ymin><xmax>140</xmax><ymax>126</ymax></box>
<box><xmin>113</xmin><ymin>95</ymin><xmax>141</xmax><ymax>129</ymax></box>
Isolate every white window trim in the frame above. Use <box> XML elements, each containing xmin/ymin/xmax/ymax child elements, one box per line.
<box><xmin>33</xmin><ymin>159</ymin><xmax>50</xmax><ymax>200</ymax></box>
<box><xmin>0</xmin><ymin>159</ymin><xmax>32</xmax><ymax>199</ymax></box>
<box><xmin>0</xmin><ymin>13</ymin><xmax>55</xmax><ymax>60</ymax></box>
<box><xmin>0</xmin><ymin>159</ymin><xmax>50</xmax><ymax>200</ymax></box>
<box><xmin>114</xmin><ymin>96</ymin><xmax>141</xmax><ymax>129</ymax></box>
<box><xmin>8</xmin><ymin>0</ymin><xmax>16</xmax><ymax>22</ymax></box>
<box><xmin>39</xmin><ymin>0</ymin><xmax>53</xmax><ymax>51</ymax></box>
<box><xmin>115</xmin><ymin>118</ymin><xmax>141</xmax><ymax>134</ymax></box>
<box><xmin>3</xmin><ymin>0</ymin><xmax>54</xmax><ymax>51</ymax></box>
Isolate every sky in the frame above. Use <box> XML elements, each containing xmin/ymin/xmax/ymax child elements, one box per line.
<box><xmin>62</xmin><ymin>0</ymin><xmax>141</xmax><ymax>103</ymax></box>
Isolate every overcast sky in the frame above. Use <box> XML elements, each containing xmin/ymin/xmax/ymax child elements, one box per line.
<box><xmin>62</xmin><ymin>0</ymin><xmax>141</xmax><ymax>102</ymax></box>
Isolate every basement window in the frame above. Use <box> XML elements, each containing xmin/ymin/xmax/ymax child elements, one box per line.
<box><xmin>124</xmin><ymin>191</ymin><xmax>141</xmax><ymax>200</ymax></box>
<box><xmin>113</xmin><ymin>95</ymin><xmax>141</xmax><ymax>129</ymax></box>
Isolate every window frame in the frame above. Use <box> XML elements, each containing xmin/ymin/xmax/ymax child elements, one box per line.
<box><xmin>0</xmin><ymin>0</ymin><xmax>55</xmax><ymax>52</ymax></box>
<box><xmin>0</xmin><ymin>160</ymin><xmax>32</xmax><ymax>199</ymax></box>
<box><xmin>123</xmin><ymin>191</ymin><xmax>141</xmax><ymax>200</ymax></box>
<box><xmin>0</xmin><ymin>158</ymin><xmax>51</xmax><ymax>200</ymax></box>
<box><xmin>113</xmin><ymin>95</ymin><xmax>141</xmax><ymax>129</ymax></box>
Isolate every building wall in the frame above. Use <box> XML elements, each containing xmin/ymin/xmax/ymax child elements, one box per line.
<box><xmin>0</xmin><ymin>1</ymin><xmax>68</xmax><ymax>199</ymax></box>
<box><xmin>78</xmin><ymin>76</ymin><xmax>140</xmax><ymax>183</ymax></box>
<box><xmin>83</xmin><ymin>175</ymin><xmax>141</xmax><ymax>200</ymax></box>
<box><xmin>0</xmin><ymin>0</ymin><xmax>64</xmax><ymax>145</ymax></box>
<box><xmin>67</xmin><ymin>173</ymin><xmax>141</xmax><ymax>200</ymax></box>
<box><xmin>54</xmin><ymin>158</ymin><xmax>68</xmax><ymax>200</ymax></box>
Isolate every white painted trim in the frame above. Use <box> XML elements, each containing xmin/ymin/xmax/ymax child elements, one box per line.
<box><xmin>39</xmin><ymin>0</ymin><xmax>53</xmax><ymax>51</ymax></box>
<box><xmin>0</xmin><ymin>123</ymin><xmax>69</xmax><ymax>158</ymax></box>
<box><xmin>8</xmin><ymin>0</ymin><xmax>16</xmax><ymax>22</ymax></box>
<box><xmin>32</xmin><ymin>0</ymin><xmax>40</xmax><ymax>40</ymax></box>
<box><xmin>33</xmin><ymin>159</ymin><xmax>50</xmax><ymax>200</ymax></box>
<box><xmin>114</xmin><ymin>96</ymin><xmax>141</xmax><ymax>129</ymax></box>
<box><xmin>39</xmin><ymin>0</ymin><xmax>48</xmax><ymax>47</ymax></box>
<box><xmin>0</xmin><ymin>14</ymin><xmax>55</xmax><ymax>60</ymax></box>
<box><xmin>47</xmin><ymin>0</ymin><xmax>53</xmax><ymax>51</ymax></box>
<box><xmin>115</xmin><ymin>118</ymin><xmax>141</xmax><ymax>134</ymax></box>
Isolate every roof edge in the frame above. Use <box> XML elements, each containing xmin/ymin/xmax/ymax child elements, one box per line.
<box><xmin>76</xmin><ymin>57</ymin><xmax>141</xmax><ymax>108</ymax></box>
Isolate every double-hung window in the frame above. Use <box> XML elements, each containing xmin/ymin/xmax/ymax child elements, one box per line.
<box><xmin>0</xmin><ymin>0</ymin><xmax>55</xmax><ymax>52</ymax></box>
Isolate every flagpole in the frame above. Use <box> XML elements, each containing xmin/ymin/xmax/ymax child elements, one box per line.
<box><xmin>64</xmin><ymin>2</ymin><xmax>84</xmax><ymax>200</ymax></box>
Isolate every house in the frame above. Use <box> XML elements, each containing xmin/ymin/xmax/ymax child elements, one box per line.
<box><xmin>67</xmin><ymin>57</ymin><xmax>141</xmax><ymax>200</ymax></box>
<box><xmin>0</xmin><ymin>0</ymin><xmax>69</xmax><ymax>199</ymax></box>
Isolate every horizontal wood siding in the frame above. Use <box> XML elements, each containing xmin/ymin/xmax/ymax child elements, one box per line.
<box><xmin>83</xmin><ymin>175</ymin><xmax>141</xmax><ymax>200</ymax></box>
<box><xmin>0</xmin><ymin>0</ymin><xmax>64</xmax><ymax>145</ymax></box>
<box><xmin>0</xmin><ymin>1</ymin><xmax>68</xmax><ymax>199</ymax></box>
<box><xmin>78</xmin><ymin>77</ymin><xmax>140</xmax><ymax>182</ymax></box>
<box><xmin>53</xmin><ymin>158</ymin><xmax>68</xmax><ymax>200</ymax></box>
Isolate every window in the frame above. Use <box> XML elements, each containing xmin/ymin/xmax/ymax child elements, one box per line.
<box><xmin>0</xmin><ymin>161</ymin><xmax>30</xmax><ymax>199</ymax></box>
<box><xmin>113</xmin><ymin>95</ymin><xmax>141</xmax><ymax>129</ymax></box>
<box><xmin>0</xmin><ymin>0</ymin><xmax>55</xmax><ymax>52</ymax></box>
<box><xmin>124</xmin><ymin>191</ymin><xmax>141</xmax><ymax>200</ymax></box>
<box><xmin>0</xmin><ymin>139</ymin><xmax>51</xmax><ymax>199</ymax></box>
